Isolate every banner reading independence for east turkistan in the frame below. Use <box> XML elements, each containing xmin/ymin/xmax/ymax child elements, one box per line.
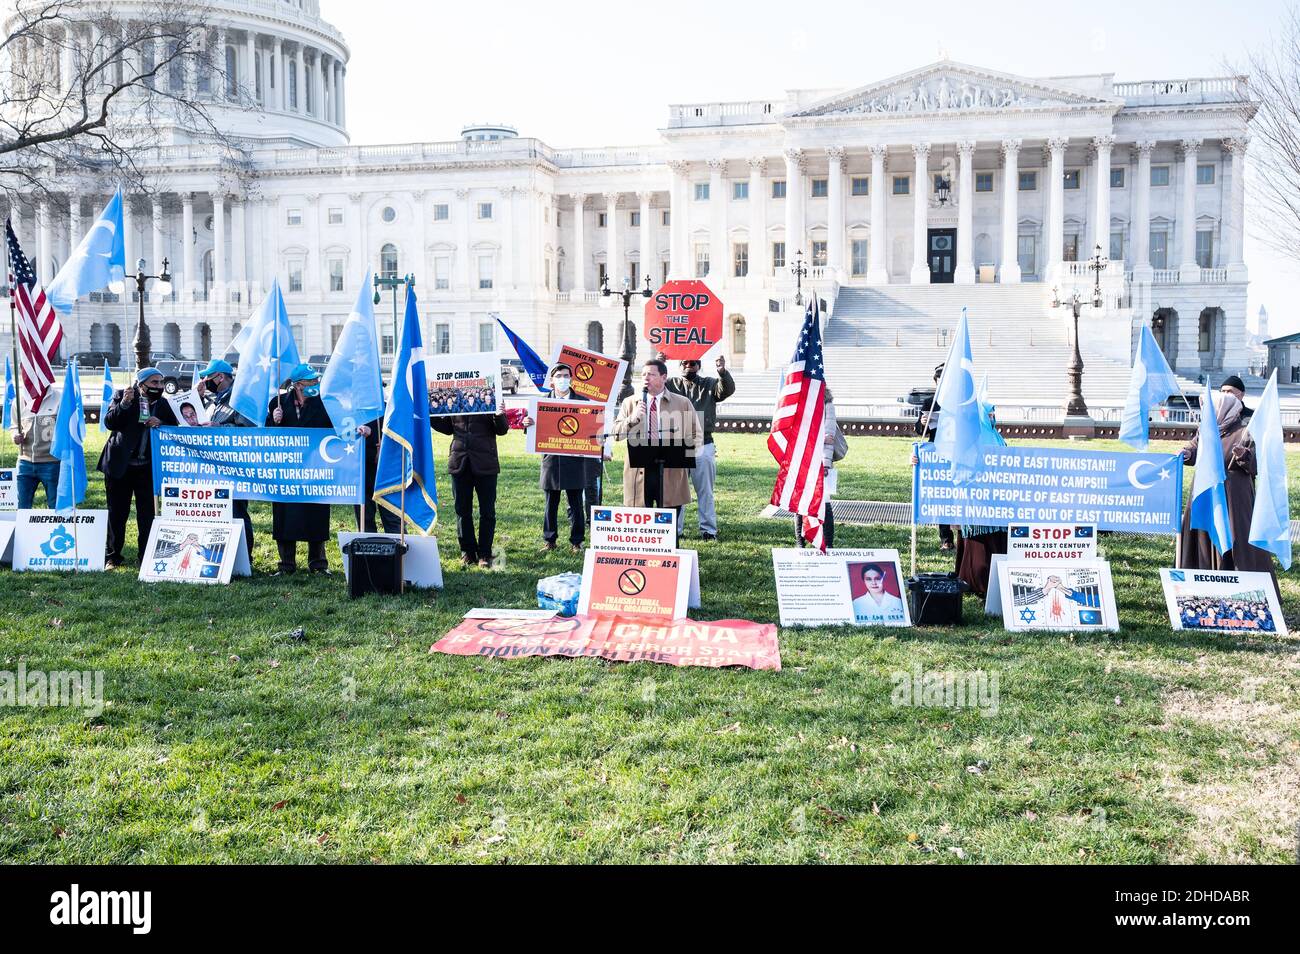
<box><xmin>151</xmin><ymin>427</ymin><xmax>364</xmax><ymax>504</ymax></box>
<box><xmin>912</xmin><ymin>442</ymin><xmax>1184</xmax><ymax>534</ymax></box>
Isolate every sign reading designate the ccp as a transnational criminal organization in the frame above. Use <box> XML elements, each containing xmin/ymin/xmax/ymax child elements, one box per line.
<box><xmin>912</xmin><ymin>442</ymin><xmax>1183</xmax><ymax>534</ymax></box>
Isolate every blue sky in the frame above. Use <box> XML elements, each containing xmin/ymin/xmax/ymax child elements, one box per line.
<box><xmin>332</xmin><ymin>0</ymin><xmax>1297</xmax><ymax>338</ymax></box>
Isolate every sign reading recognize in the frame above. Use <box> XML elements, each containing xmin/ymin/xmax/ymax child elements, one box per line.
<box><xmin>1160</xmin><ymin>568</ymin><xmax>1287</xmax><ymax>637</ymax></box>
<box><xmin>579</xmin><ymin>549</ymin><xmax>690</xmax><ymax>620</ymax></box>
<box><xmin>912</xmin><ymin>442</ymin><xmax>1183</xmax><ymax>534</ymax></box>
<box><xmin>525</xmin><ymin>399</ymin><xmax>606</xmax><ymax>458</ymax></box>
<box><xmin>426</xmin><ymin>352</ymin><xmax>504</xmax><ymax>417</ymax></box>
<box><xmin>551</xmin><ymin>344</ymin><xmax>626</xmax><ymax>406</ymax></box>
<box><xmin>643</xmin><ymin>279</ymin><xmax>723</xmax><ymax>359</ymax></box>
<box><xmin>151</xmin><ymin>427</ymin><xmax>364</xmax><ymax>504</ymax></box>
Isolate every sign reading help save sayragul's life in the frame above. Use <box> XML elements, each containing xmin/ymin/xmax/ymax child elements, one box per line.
<box><xmin>1160</xmin><ymin>568</ymin><xmax>1288</xmax><ymax>637</ymax></box>
<box><xmin>643</xmin><ymin>280</ymin><xmax>723</xmax><ymax>360</ymax></box>
<box><xmin>1007</xmin><ymin>523</ymin><xmax>1098</xmax><ymax>560</ymax></box>
<box><xmin>160</xmin><ymin>482</ymin><xmax>233</xmax><ymax>521</ymax></box>
<box><xmin>12</xmin><ymin>510</ymin><xmax>108</xmax><ymax>573</ymax></box>
<box><xmin>772</xmin><ymin>548</ymin><xmax>911</xmax><ymax>628</ymax></box>
<box><xmin>912</xmin><ymin>442</ymin><xmax>1183</xmax><ymax>534</ymax></box>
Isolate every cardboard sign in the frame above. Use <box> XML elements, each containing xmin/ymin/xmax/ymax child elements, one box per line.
<box><xmin>464</xmin><ymin>608</ymin><xmax>559</xmax><ymax>620</ymax></box>
<box><xmin>551</xmin><ymin>344</ymin><xmax>627</xmax><ymax>407</ymax></box>
<box><xmin>0</xmin><ymin>467</ymin><xmax>16</xmax><ymax>512</ymax></box>
<box><xmin>12</xmin><ymin>510</ymin><xmax>108</xmax><ymax>573</ymax></box>
<box><xmin>336</xmin><ymin>531</ymin><xmax>444</xmax><ymax>590</ymax></box>
<box><xmin>643</xmin><ymin>280</ymin><xmax>723</xmax><ymax>359</ymax></box>
<box><xmin>590</xmin><ymin>506</ymin><xmax>676</xmax><ymax>552</ymax></box>
<box><xmin>999</xmin><ymin>560</ymin><xmax>1118</xmax><ymax>632</ymax></box>
<box><xmin>772</xmin><ymin>548</ymin><xmax>911</xmax><ymax>627</ymax></box>
<box><xmin>426</xmin><ymin>352</ymin><xmax>505</xmax><ymax>417</ymax></box>
<box><xmin>139</xmin><ymin>519</ymin><xmax>250</xmax><ymax>584</ymax></box>
<box><xmin>160</xmin><ymin>482</ymin><xmax>233</xmax><ymax>521</ymax></box>
<box><xmin>431</xmin><ymin>613</ymin><xmax>781</xmax><ymax>670</ymax></box>
<box><xmin>0</xmin><ymin>518</ymin><xmax>14</xmax><ymax>565</ymax></box>
<box><xmin>578</xmin><ymin>549</ymin><xmax>691</xmax><ymax>620</ymax></box>
<box><xmin>525</xmin><ymin>398</ymin><xmax>606</xmax><ymax>458</ymax></box>
<box><xmin>1007</xmin><ymin>523</ymin><xmax>1097</xmax><ymax>560</ymax></box>
<box><xmin>167</xmin><ymin>390</ymin><xmax>210</xmax><ymax>426</ymax></box>
<box><xmin>1160</xmin><ymin>568</ymin><xmax>1287</xmax><ymax>637</ymax></box>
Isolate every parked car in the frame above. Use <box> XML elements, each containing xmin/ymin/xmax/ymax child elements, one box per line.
<box><xmin>500</xmin><ymin>358</ymin><xmax>521</xmax><ymax>395</ymax></box>
<box><xmin>150</xmin><ymin>351</ymin><xmax>181</xmax><ymax>364</ymax></box>
<box><xmin>156</xmin><ymin>359</ymin><xmax>204</xmax><ymax>394</ymax></box>
<box><xmin>898</xmin><ymin>387</ymin><xmax>935</xmax><ymax>417</ymax></box>
<box><xmin>306</xmin><ymin>354</ymin><xmax>330</xmax><ymax>377</ymax></box>
<box><xmin>67</xmin><ymin>350</ymin><xmax>116</xmax><ymax>369</ymax></box>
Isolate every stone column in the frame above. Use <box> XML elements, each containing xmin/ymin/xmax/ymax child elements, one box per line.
<box><xmin>314</xmin><ymin>51</ymin><xmax>326</xmax><ymax>120</ymax></box>
<box><xmin>182</xmin><ymin>193</ymin><xmax>196</xmax><ymax>300</ymax></box>
<box><xmin>910</xmin><ymin>143</ymin><xmax>930</xmax><ymax>284</ymax></box>
<box><xmin>60</xmin><ymin>27</ymin><xmax>76</xmax><ymax>96</ymax></box>
<box><xmin>867</xmin><ymin>145</ymin><xmax>889</xmax><ymax>284</ymax></box>
<box><xmin>211</xmin><ymin>192</ymin><xmax>226</xmax><ymax>301</ymax></box>
<box><xmin>339</xmin><ymin>67</ymin><xmax>346</xmax><ymax>128</ymax></box>
<box><xmin>1133</xmin><ymin>140</ymin><xmax>1155</xmax><ymax>280</ymax></box>
<box><xmin>245</xmin><ymin>31</ymin><xmax>256</xmax><ymax>100</ymax></box>
<box><xmin>455</xmin><ymin>188</ymin><xmax>471</xmax><ymax>291</ymax></box>
<box><xmin>955</xmin><ymin>140</ymin><xmax>976</xmax><ymax>284</ymax></box>
<box><xmin>747</xmin><ymin>157</ymin><xmax>767</xmax><ymax>286</ymax></box>
<box><xmin>273</xmin><ymin>37</ymin><xmax>284</xmax><ymax>110</ymax></box>
<box><xmin>783</xmin><ymin>148</ymin><xmax>805</xmax><ymax>276</ymax></box>
<box><xmin>1178</xmin><ymin>138</ymin><xmax>1201</xmax><ymax>279</ymax></box>
<box><xmin>706</xmin><ymin>159</ymin><xmax>726</xmax><ymax>284</ymax></box>
<box><xmin>151</xmin><ymin>198</ymin><xmax>164</xmax><ymax>285</ymax></box>
<box><xmin>570</xmin><ymin>193</ymin><xmax>586</xmax><ymax>294</ymax></box>
<box><xmin>667</xmin><ymin>161</ymin><xmax>687</xmax><ymax>279</ymax></box>
<box><xmin>294</xmin><ymin>45</ymin><xmax>304</xmax><ymax>114</ymax></box>
<box><xmin>37</xmin><ymin>200</ymin><xmax>51</xmax><ymax>285</ymax></box>
<box><xmin>826</xmin><ymin>146</ymin><xmax>845</xmax><ymax>280</ymax></box>
<box><xmin>231</xmin><ymin>198</ymin><xmax>247</xmax><ymax>299</ymax></box>
<box><xmin>215</xmin><ymin>28</ymin><xmax>228</xmax><ymax>99</ymax></box>
<box><xmin>1000</xmin><ymin>139</ymin><xmax>1021</xmax><ymax>283</ymax></box>
<box><xmin>333</xmin><ymin>62</ymin><xmax>342</xmax><ymax>125</ymax></box>
<box><xmin>1225</xmin><ymin>137</ymin><xmax>1248</xmax><ymax>279</ymax></box>
<box><xmin>604</xmin><ymin>191</ymin><xmax>620</xmax><ymax>286</ymax></box>
<box><xmin>1093</xmin><ymin>135</ymin><xmax>1115</xmax><ymax>261</ymax></box>
<box><xmin>638</xmin><ymin>190</ymin><xmax>653</xmax><ymax>289</ymax></box>
<box><xmin>501</xmin><ymin>187</ymin><xmax>515</xmax><ymax>290</ymax></box>
<box><xmin>1046</xmin><ymin>137</ymin><xmax>1068</xmax><ymax>277</ymax></box>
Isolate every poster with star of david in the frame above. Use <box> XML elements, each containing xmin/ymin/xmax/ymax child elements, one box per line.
<box><xmin>138</xmin><ymin>519</ymin><xmax>250</xmax><ymax>585</ymax></box>
<box><xmin>998</xmin><ymin>560</ymin><xmax>1118</xmax><ymax>632</ymax></box>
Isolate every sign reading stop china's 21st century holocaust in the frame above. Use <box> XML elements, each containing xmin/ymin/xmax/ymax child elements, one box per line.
<box><xmin>912</xmin><ymin>442</ymin><xmax>1183</xmax><ymax>534</ymax></box>
<box><xmin>151</xmin><ymin>427</ymin><xmax>364</xmax><ymax>504</ymax></box>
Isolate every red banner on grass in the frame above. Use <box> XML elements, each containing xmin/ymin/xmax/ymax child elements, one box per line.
<box><xmin>431</xmin><ymin>613</ymin><xmax>780</xmax><ymax>670</ymax></box>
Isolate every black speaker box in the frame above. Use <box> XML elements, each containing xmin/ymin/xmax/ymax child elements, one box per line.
<box><xmin>906</xmin><ymin>573</ymin><xmax>968</xmax><ymax>625</ymax></box>
<box><xmin>343</xmin><ymin>537</ymin><xmax>407</xmax><ymax>598</ymax></box>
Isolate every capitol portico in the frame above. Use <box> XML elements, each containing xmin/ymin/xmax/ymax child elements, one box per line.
<box><xmin>1</xmin><ymin>0</ymin><xmax>1256</xmax><ymax>403</ymax></box>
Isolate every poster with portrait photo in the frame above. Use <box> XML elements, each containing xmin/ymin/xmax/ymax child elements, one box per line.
<box><xmin>844</xmin><ymin>555</ymin><xmax>911</xmax><ymax>627</ymax></box>
<box><xmin>167</xmin><ymin>389</ymin><xmax>210</xmax><ymax>426</ymax></box>
<box><xmin>772</xmin><ymin>547</ymin><xmax>911</xmax><ymax>628</ymax></box>
<box><xmin>1159</xmin><ymin>568</ymin><xmax>1287</xmax><ymax>637</ymax></box>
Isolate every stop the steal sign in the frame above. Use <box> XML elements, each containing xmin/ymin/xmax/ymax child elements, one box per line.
<box><xmin>1007</xmin><ymin>523</ymin><xmax>1097</xmax><ymax>560</ymax></box>
<box><xmin>643</xmin><ymin>280</ymin><xmax>723</xmax><ymax>360</ymax></box>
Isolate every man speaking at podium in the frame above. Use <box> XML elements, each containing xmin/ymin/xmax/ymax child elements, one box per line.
<box><xmin>613</xmin><ymin>358</ymin><xmax>702</xmax><ymax>510</ymax></box>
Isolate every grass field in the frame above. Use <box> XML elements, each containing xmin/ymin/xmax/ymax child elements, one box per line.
<box><xmin>0</xmin><ymin>429</ymin><xmax>1297</xmax><ymax>863</ymax></box>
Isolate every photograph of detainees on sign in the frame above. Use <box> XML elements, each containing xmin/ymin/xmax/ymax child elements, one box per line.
<box><xmin>167</xmin><ymin>390</ymin><xmax>211</xmax><ymax>426</ymax></box>
<box><xmin>425</xmin><ymin>353</ymin><xmax>503</xmax><ymax>417</ymax></box>
<box><xmin>141</xmin><ymin>523</ymin><xmax>232</xmax><ymax>582</ymax></box>
<box><xmin>846</xmin><ymin>558</ymin><xmax>910</xmax><ymax>626</ymax></box>
<box><xmin>1160</xmin><ymin>569</ymin><xmax>1287</xmax><ymax>637</ymax></box>
<box><xmin>1000</xmin><ymin>562</ymin><xmax>1118</xmax><ymax>631</ymax></box>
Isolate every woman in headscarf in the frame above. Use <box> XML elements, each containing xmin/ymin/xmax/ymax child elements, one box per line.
<box><xmin>1177</xmin><ymin>389</ymin><xmax>1275</xmax><ymax>575</ymax></box>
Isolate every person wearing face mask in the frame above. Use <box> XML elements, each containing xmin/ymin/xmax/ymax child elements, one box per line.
<box><xmin>98</xmin><ymin>368</ymin><xmax>180</xmax><ymax>568</ymax></box>
<box><xmin>266</xmin><ymin>364</ymin><xmax>336</xmax><ymax>575</ymax></box>
<box><xmin>520</xmin><ymin>363</ymin><xmax>603</xmax><ymax>552</ymax></box>
<box><xmin>1177</xmin><ymin>389</ymin><xmax>1277</xmax><ymax>583</ymax></box>
<box><xmin>9</xmin><ymin>385</ymin><xmax>62</xmax><ymax>510</ymax></box>
<box><xmin>659</xmin><ymin>350</ymin><xmax>734</xmax><ymax>541</ymax></box>
<box><xmin>195</xmin><ymin>358</ymin><xmax>256</xmax><ymax>553</ymax></box>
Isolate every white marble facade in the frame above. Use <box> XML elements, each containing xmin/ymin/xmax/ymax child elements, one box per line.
<box><xmin>2</xmin><ymin>1</ymin><xmax>1255</xmax><ymax>379</ymax></box>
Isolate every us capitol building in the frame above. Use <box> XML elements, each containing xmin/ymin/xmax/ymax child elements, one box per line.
<box><xmin>3</xmin><ymin>0</ymin><xmax>1255</xmax><ymax>409</ymax></box>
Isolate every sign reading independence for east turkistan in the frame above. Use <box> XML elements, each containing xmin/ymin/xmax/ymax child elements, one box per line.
<box><xmin>151</xmin><ymin>427</ymin><xmax>364</xmax><ymax>504</ymax></box>
<box><xmin>912</xmin><ymin>442</ymin><xmax>1184</xmax><ymax>534</ymax></box>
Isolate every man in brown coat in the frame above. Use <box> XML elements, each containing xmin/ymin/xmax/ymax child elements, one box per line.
<box><xmin>612</xmin><ymin>358</ymin><xmax>702</xmax><ymax>510</ymax></box>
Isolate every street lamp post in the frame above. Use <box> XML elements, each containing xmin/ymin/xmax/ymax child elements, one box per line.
<box><xmin>601</xmin><ymin>273</ymin><xmax>653</xmax><ymax>402</ymax></box>
<box><xmin>1050</xmin><ymin>244</ymin><xmax>1106</xmax><ymax>430</ymax></box>
<box><xmin>790</xmin><ymin>249</ymin><xmax>808</xmax><ymax>307</ymax></box>
<box><xmin>373</xmin><ymin>272</ymin><xmax>415</xmax><ymax>363</ymax></box>
<box><xmin>132</xmin><ymin>257</ymin><xmax>172</xmax><ymax>371</ymax></box>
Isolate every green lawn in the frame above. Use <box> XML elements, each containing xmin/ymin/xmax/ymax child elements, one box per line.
<box><xmin>0</xmin><ymin>431</ymin><xmax>1296</xmax><ymax>863</ymax></box>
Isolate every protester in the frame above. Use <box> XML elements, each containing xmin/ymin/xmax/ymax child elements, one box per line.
<box><xmin>1177</xmin><ymin>390</ymin><xmax>1275</xmax><ymax>575</ymax></box>
<box><xmin>195</xmin><ymin>359</ymin><xmax>255</xmax><ymax>553</ymax></box>
<box><xmin>266</xmin><ymin>364</ymin><xmax>343</xmax><ymax>575</ymax></box>
<box><xmin>796</xmin><ymin>386</ymin><xmax>846</xmax><ymax>548</ymax></box>
<box><xmin>612</xmin><ymin>359</ymin><xmax>701</xmax><ymax>512</ymax></box>
<box><xmin>9</xmin><ymin>386</ymin><xmax>61</xmax><ymax>509</ymax></box>
<box><xmin>1219</xmin><ymin>373</ymin><xmax>1253</xmax><ymax>422</ymax></box>
<box><xmin>955</xmin><ymin>523</ymin><xmax>1008</xmax><ymax>599</ymax></box>
<box><xmin>659</xmin><ymin>350</ymin><xmax>735</xmax><ymax>541</ymax></box>
<box><xmin>357</xmin><ymin>418</ymin><xmax>402</xmax><ymax>535</ymax></box>
<box><xmin>98</xmin><ymin>368</ymin><xmax>179</xmax><ymax>568</ymax></box>
<box><xmin>432</xmin><ymin>410</ymin><xmax>509</xmax><ymax>567</ymax></box>
<box><xmin>914</xmin><ymin>363</ymin><xmax>954</xmax><ymax>550</ymax></box>
<box><xmin>520</xmin><ymin>363</ymin><xmax>603</xmax><ymax>552</ymax></box>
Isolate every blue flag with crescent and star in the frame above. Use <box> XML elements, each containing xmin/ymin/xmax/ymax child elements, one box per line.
<box><xmin>46</xmin><ymin>189</ymin><xmax>126</xmax><ymax>314</ymax></box>
<box><xmin>932</xmin><ymin>307</ymin><xmax>984</xmax><ymax>482</ymax></box>
<box><xmin>321</xmin><ymin>271</ymin><xmax>385</xmax><ymax>437</ymax></box>
<box><xmin>1120</xmin><ymin>325</ymin><xmax>1182</xmax><ymax>450</ymax></box>
<box><xmin>50</xmin><ymin>361</ymin><xmax>87</xmax><ymax>511</ymax></box>
<box><xmin>228</xmin><ymin>279</ymin><xmax>301</xmax><ymax>426</ymax></box>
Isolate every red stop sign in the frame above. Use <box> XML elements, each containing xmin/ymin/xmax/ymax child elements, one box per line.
<box><xmin>643</xmin><ymin>280</ymin><xmax>723</xmax><ymax>360</ymax></box>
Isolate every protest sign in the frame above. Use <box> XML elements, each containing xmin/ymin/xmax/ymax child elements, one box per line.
<box><xmin>913</xmin><ymin>442</ymin><xmax>1183</xmax><ymax>534</ymax></box>
<box><xmin>643</xmin><ymin>280</ymin><xmax>723</xmax><ymax>360</ymax></box>
<box><xmin>151</xmin><ymin>427</ymin><xmax>364</xmax><ymax>504</ymax></box>
<box><xmin>525</xmin><ymin>399</ymin><xmax>606</xmax><ymax>458</ymax></box>
<box><xmin>772</xmin><ymin>548</ymin><xmax>911</xmax><ymax>627</ymax></box>
<box><xmin>579</xmin><ymin>549</ymin><xmax>691</xmax><ymax>620</ymax></box>
<box><xmin>139</xmin><ymin>519</ymin><xmax>250</xmax><ymax>584</ymax></box>
<box><xmin>1160</xmin><ymin>569</ymin><xmax>1287</xmax><ymax>637</ymax></box>
<box><xmin>551</xmin><ymin>344</ymin><xmax>626</xmax><ymax>406</ymax></box>
<box><xmin>426</xmin><ymin>353</ymin><xmax>504</xmax><ymax>417</ymax></box>
<box><xmin>430</xmin><ymin>612</ymin><xmax>781</xmax><ymax>670</ymax></box>
<box><xmin>335</xmin><ymin>532</ymin><xmax>444</xmax><ymax>590</ymax></box>
<box><xmin>167</xmin><ymin>390</ymin><xmax>210</xmax><ymax>426</ymax></box>
<box><xmin>0</xmin><ymin>466</ymin><xmax>16</xmax><ymax>512</ymax></box>
<box><xmin>1007</xmin><ymin>523</ymin><xmax>1097</xmax><ymax>560</ymax></box>
<box><xmin>998</xmin><ymin>560</ymin><xmax>1118</xmax><ymax>632</ymax></box>
<box><xmin>0</xmin><ymin>518</ymin><xmax>13</xmax><ymax>564</ymax></box>
<box><xmin>590</xmin><ymin>506</ymin><xmax>676</xmax><ymax>552</ymax></box>
<box><xmin>464</xmin><ymin>608</ymin><xmax>559</xmax><ymax>620</ymax></box>
<box><xmin>12</xmin><ymin>510</ymin><xmax>107</xmax><ymax>572</ymax></box>
<box><xmin>160</xmin><ymin>482</ymin><xmax>233</xmax><ymax>521</ymax></box>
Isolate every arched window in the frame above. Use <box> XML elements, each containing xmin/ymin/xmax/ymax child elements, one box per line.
<box><xmin>380</xmin><ymin>243</ymin><xmax>399</xmax><ymax>278</ymax></box>
<box><xmin>225</xmin><ymin>47</ymin><xmax>238</xmax><ymax>98</ymax></box>
<box><xmin>586</xmin><ymin>321</ymin><xmax>603</xmax><ymax>352</ymax></box>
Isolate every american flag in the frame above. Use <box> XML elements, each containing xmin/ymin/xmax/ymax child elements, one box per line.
<box><xmin>768</xmin><ymin>296</ymin><xmax>827</xmax><ymax>550</ymax></box>
<box><xmin>5</xmin><ymin>219</ymin><xmax>64</xmax><ymax>408</ymax></box>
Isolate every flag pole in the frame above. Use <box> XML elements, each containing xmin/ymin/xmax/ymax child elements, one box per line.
<box><xmin>910</xmin><ymin>442</ymin><xmax>919</xmax><ymax>579</ymax></box>
<box><xmin>400</xmin><ymin>446</ymin><xmax>407</xmax><ymax>547</ymax></box>
<box><xmin>6</xmin><ymin>221</ymin><xmax>22</xmax><ymax>439</ymax></box>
